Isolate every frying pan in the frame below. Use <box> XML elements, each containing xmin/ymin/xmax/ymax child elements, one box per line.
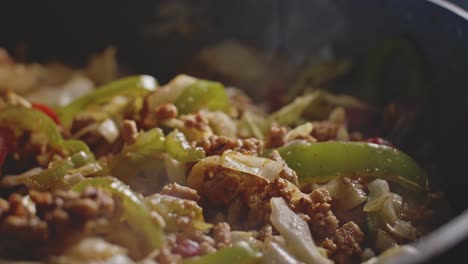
<box><xmin>0</xmin><ymin>1</ymin><xmax>467</xmax><ymax>263</ymax></box>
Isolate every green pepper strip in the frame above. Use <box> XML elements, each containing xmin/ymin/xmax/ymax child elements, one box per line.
<box><xmin>72</xmin><ymin>177</ymin><xmax>165</xmax><ymax>250</ymax></box>
<box><xmin>0</xmin><ymin>106</ymin><xmax>92</xmax><ymax>156</ymax></box>
<box><xmin>145</xmin><ymin>193</ymin><xmax>212</xmax><ymax>232</ymax></box>
<box><xmin>25</xmin><ymin>151</ymin><xmax>94</xmax><ymax>190</ymax></box>
<box><xmin>58</xmin><ymin>75</ymin><xmax>158</xmax><ymax>128</ymax></box>
<box><xmin>184</xmin><ymin>242</ymin><xmax>261</xmax><ymax>264</ymax></box>
<box><xmin>0</xmin><ymin>106</ymin><xmax>63</xmax><ymax>148</ymax></box>
<box><xmin>62</xmin><ymin>139</ymin><xmax>95</xmax><ymax>159</ymax></box>
<box><xmin>277</xmin><ymin>142</ymin><xmax>428</xmax><ymax>192</ymax></box>
<box><xmin>165</xmin><ymin>130</ymin><xmax>205</xmax><ymax>162</ymax></box>
<box><xmin>175</xmin><ymin>80</ymin><xmax>229</xmax><ymax>115</ymax></box>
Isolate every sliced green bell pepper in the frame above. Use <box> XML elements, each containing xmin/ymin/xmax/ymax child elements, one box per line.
<box><xmin>277</xmin><ymin>141</ymin><xmax>427</xmax><ymax>192</ymax></box>
<box><xmin>184</xmin><ymin>242</ymin><xmax>261</xmax><ymax>264</ymax></box>
<box><xmin>59</xmin><ymin>75</ymin><xmax>158</xmax><ymax>128</ymax></box>
<box><xmin>24</xmin><ymin>151</ymin><xmax>94</xmax><ymax>190</ymax></box>
<box><xmin>175</xmin><ymin>80</ymin><xmax>229</xmax><ymax>115</ymax></box>
<box><xmin>62</xmin><ymin>139</ymin><xmax>95</xmax><ymax>159</ymax></box>
<box><xmin>165</xmin><ymin>130</ymin><xmax>205</xmax><ymax>162</ymax></box>
<box><xmin>119</xmin><ymin>128</ymin><xmax>166</xmax><ymax>160</ymax></box>
<box><xmin>110</xmin><ymin>128</ymin><xmax>167</xmax><ymax>194</ymax></box>
<box><xmin>72</xmin><ymin>177</ymin><xmax>165</xmax><ymax>250</ymax></box>
<box><xmin>145</xmin><ymin>193</ymin><xmax>212</xmax><ymax>232</ymax></box>
<box><xmin>0</xmin><ymin>106</ymin><xmax>63</xmax><ymax>148</ymax></box>
<box><xmin>270</xmin><ymin>94</ymin><xmax>314</xmax><ymax>126</ymax></box>
<box><xmin>0</xmin><ymin>106</ymin><xmax>92</xmax><ymax>156</ymax></box>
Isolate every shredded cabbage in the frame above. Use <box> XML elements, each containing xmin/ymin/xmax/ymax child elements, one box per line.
<box><xmin>221</xmin><ymin>151</ymin><xmax>283</xmax><ymax>182</ymax></box>
<box><xmin>270</xmin><ymin>197</ymin><xmax>332</xmax><ymax>264</ymax></box>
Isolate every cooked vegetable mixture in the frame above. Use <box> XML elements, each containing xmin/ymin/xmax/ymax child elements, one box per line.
<box><xmin>0</xmin><ymin>61</ymin><xmax>447</xmax><ymax>263</ymax></box>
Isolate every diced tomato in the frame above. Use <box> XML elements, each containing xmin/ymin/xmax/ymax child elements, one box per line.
<box><xmin>31</xmin><ymin>102</ymin><xmax>61</xmax><ymax>125</ymax></box>
<box><xmin>366</xmin><ymin>137</ymin><xmax>394</xmax><ymax>147</ymax></box>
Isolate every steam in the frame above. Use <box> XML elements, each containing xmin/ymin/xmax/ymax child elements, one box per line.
<box><xmin>263</xmin><ymin>0</ymin><xmax>347</xmax><ymax>63</ymax></box>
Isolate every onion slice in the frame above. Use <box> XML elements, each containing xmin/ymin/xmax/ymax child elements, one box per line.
<box><xmin>364</xmin><ymin>179</ymin><xmax>390</xmax><ymax>212</ymax></box>
<box><xmin>270</xmin><ymin>197</ymin><xmax>332</xmax><ymax>264</ymax></box>
<box><xmin>221</xmin><ymin>151</ymin><xmax>283</xmax><ymax>182</ymax></box>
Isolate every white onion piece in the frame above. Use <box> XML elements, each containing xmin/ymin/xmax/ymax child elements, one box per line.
<box><xmin>146</xmin><ymin>74</ymin><xmax>196</xmax><ymax>109</ymax></box>
<box><xmin>324</xmin><ymin>178</ymin><xmax>367</xmax><ymax>210</ymax></box>
<box><xmin>49</xmin><ymin>237</ymin><xmax>133</xmax><ymax>264</ymax></box>
<box><xmin>26</xmin><ymin>75</ymin><xmax>94</xmax><ymax>107</ymax></box>
<box><xmin>203</xmin><ymin>110</ymin><xmax>237</xmax><ymax>138</ymax></box>
<box><xmin>363</xmin><ymin>245</ymin><xmax>420</xmax><ymax>264</ymax></box>
<box><xmin>221</xmin><ymin>151</ymin><xmax>283</xmax><ymax>182</ymax></box>
<box><xmin>336</xmin><ymin>125</ymin><xmax>350</xmax><ymax>141</ymax></box>
<box><xmin>21</xmin><ymin>195</ymin><xmax>36</xmax><ymax>215</ymax></box>
<box><xmin>381</xmin><ymin>193</ymin><xmax>403</xmax><ymax>225</ymax></box>
<box><xmin>285</xmin><ymin>122</ymin><xmax>313</xmax><ymax>142</ymax></box>
<box><xmin>262</xmin><ymin>241</ymin><xmax>302</xmax><ymax>264</ymax></box>
<box><xmin>376</xmin><ymin>229</ymin><xmax>397</xmax><ymax>252</ymax></box>
<box><xmin>187</xmin><ymin>156</ymin><xmax>221</xmax><ymax>191</ymax></box>
<box><xmin>230</xmin><ymin>231</ymin><xmax>263</xmax><ymax>249</ymax></box>
<box><xmin>329</xmin><ymin>107</ymin><xmax>346</xmax><ymax>124</ymax></box>
<box><xmin>163</xmin><ymin>154</ymin><xmax>187</xmax><ymax>185</ymax></box>
<box><xmin>364</xmin><ymin>179</ymin><xmax>390</xmax><ymax>212</ymax></box>
<box><xmin>387</xmin><ymin>220</ymin><xmax>418</xmax><ymax>241</ymax></box>
<box><xmin>242</xmin><ymin>111</ymin><xmax>268</xmax><ymax>140</ymax></box>
<box><xmin>270</xmin><ymin>197</ymin><xmax>332</xmax><ymax>264</ymax></box>
<box><xmin>361</xmin><ymin>248</ymin><xmax>376</xmax><ymax>262</ymax></box>
<box><xmin>98</xmin><ymin>118</ymin><xmax>119</xmax><ymax>143</ymax></box>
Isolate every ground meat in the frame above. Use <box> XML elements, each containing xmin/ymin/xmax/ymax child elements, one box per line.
<box><xmin>225</xmin><ymin>87</ymin><xmax>256</xmax><ymax>114</ymax></box>
<box><xmin>265</xmin><ymin>126</ymin><xmax>287</xmax><ymax>148</ymax></box>
<box><xmin>311</xmin><ymin>121</ymin><xmax>340</xmax><ymax>141</ymax></box>
<box><xmin>160</xmin><ymin>183</ymin><xmax>200</xmax><ymax>202</ymax></box>
<box><xmin>213</xmin><ymin>222</ymin><xmax>232</xmax><ymax>248</ymax></box>
<box><xmin>181</xmin><ymin>112</ymin><xmax>211</xmax><ymax>132</ymax></box>
<box><xmin>253</xmin><ymin>224</ymin><xmax>274</xmax><ymax>241</ymax></box>
<box><xmin>241</xmin><ymin>138</ymin><xmax>264</xmax><ymax>156</ymax></box>
<box><xmin>121</xmin><ymin>119</ymin><xmax>138</xmax><ymax>144</ymax></box>
<box><xmin>266</xmin><ymin>125</ymin><xmax>316</xmax><ymax>148</ymax></box>
<box><xmin>243</xmin><ymin>178</ymin><xmax>339</xmax><ymax>239</ymax></box>
<box><xmin>307</xmin><ymin>188</ymin><xmax>340</xmax><ymax>240</ymax></box>
<box><xmin>322</xmin><ymin>238</ymin><xmax>338</xmax><ymax>254</ymax></box>
<box><xmin>195</xmin><ymin>135</ymin><xmax>237</xmax><ymax>156</ymax></box>
<box><xmin>140</xmin><ymin>102</ymin><xmax>179</xmax><ymax>130</ymax></box>
<box><xmin>196</xmin><ymin>135</ymin><xmax>263</xmax><ymax>156</ymax></box>
<box><xmin>201</xmin><ymin>166</ymin><xmax>242</xmax><ymax>206</ymax></box>
<box><xmin>190</xmin><ymin>156</ymin><xmax>340</xmax><ymax>242</ymax></box>
<box><xmin>328</xmin><ymin>222</ymin><xmax>365</xmax><ymax>264</ymax></box>
<box><xmin>0</xmin><ymin>187</ymin><xmax>114</xmax><ymax>260</ymax></box>
<box><xmin>269</xmin><ymin>150</ymin><xmax>299</xmax><ymax>185</ymax></box>
<box><xmin>225</xmin><ymin>196</ymin><xmax>245</xmax><ymax>226</ymax></box>
<box><xmin>155</xmin><ymin>103</ymin><xmax>178</xmax><ymax>121</ymax></box>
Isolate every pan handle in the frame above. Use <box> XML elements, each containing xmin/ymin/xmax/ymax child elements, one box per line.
<box><xmin>426</xmin><ymin>0</ymin><xmax>468</xmax><ymax>20</ymax></box>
